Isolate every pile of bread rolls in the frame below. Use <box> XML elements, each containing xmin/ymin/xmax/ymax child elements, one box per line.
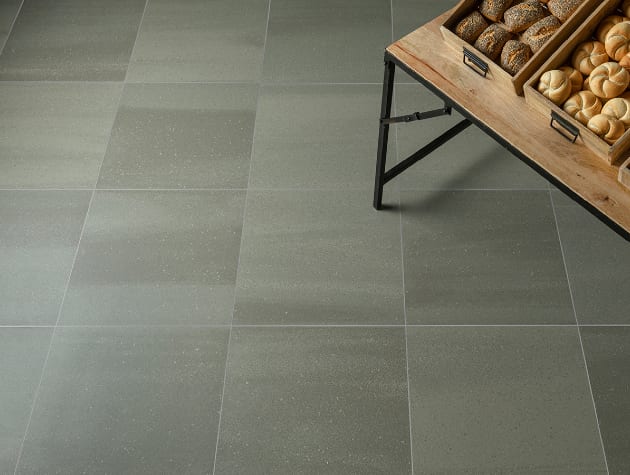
<box><xmin>537</xmin><ymin>0</ymin><xmax>630</xmax><ymax>145</ymax></box>
<box><xmin>454</xmin><ymin>0</ymin><xmax>586</xmax><ymax>76</ymax></box>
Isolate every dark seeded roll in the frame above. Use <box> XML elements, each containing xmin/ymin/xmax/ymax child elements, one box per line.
<box><xmin>500</xmin><ymin>40</ymin><xmax>533</xmax><ymax>75</ymax></box>
<box><xmin>503</xmin><ymin>1</ymin><xmax>548</xmax><ymax>32</ymax></box>
<box><xmin>548</xmin><ymin>0</ymin><xmax>585</xmax><ymax>23</ymax></box>
<box><xmin>522</xmin><ymin>15</ymin><xmax>561</xmax><ymax>52</ymax></box>
<box><xmin>479</xmin><ymin>0</ymin><xmax>513</xmax><ymax>22</ymax></box>
<box><xmin>455</xmin><ymin>11</ymin><xmax>489</xmax><ymax>44</ymax></box>
<box><xmin>474</xmin><ymin>24</ymin><xmax>513</xmax><ymax>61</ymax></box>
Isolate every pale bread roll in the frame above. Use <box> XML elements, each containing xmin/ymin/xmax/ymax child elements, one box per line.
<box><xmin>583</xmin><ymin>76</ymin><xmax>591</xmax><ymax>92</ymax></box>
<box><xmin>587</xmin><ymin>114</ymin><xmax>625</xmax><ymax>143</ymax></box>
<box><xmin>620</xmin><ymin>53</ymin><xmax>630</xmax><ymax>71</ymax></box>
<box><xmin>605</xmin><ymin>21</ymin><xmax>630</xmax><ymax>61</ymax></box>
<box><xmin>623</xmin><ymin>0</ymin><xmax>630</xmax><ymax>18</ymax></box>
<box><xmin>589</xmin><ymin>62</ymin><xmax>630</xmax><ymax>99</ymax></box>
<box><xmin>538</xmin><ymin>69</ymin><xmax>572</xmax><ymax>105</ymax></box>
<box><xmin>596</xmin><ymin>15</ymin><xmax>629</xmax><ymax>43</ymax></box>
<box><xmin>559</xmin><ymin>66</ymin><xmax>583</xmax><ymax>94</ymax></box>
<box><xmin>563</xmin><ymin>91</ymin><xmax>602</xmax><ymax>125</ymax></box>
<box><xmin>602</xmin><ymin>97</ymin><xmax>630</xmax><ymax>127</ymax></box>
<box><xmin>572</xmin><ymin>41</ymin><xmax>609</xmax><ymax>75</ymax></box>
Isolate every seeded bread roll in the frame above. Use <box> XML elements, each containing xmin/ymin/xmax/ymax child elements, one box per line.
<box><xmin>596</xmin><ymin>15</ymin><xmax>629</xmax><ymax>44</ymax></box>
<box><xmin>522</xmin><ymin>15</ymin><xmax>561</xmax><ymax>52</ymax></box>
<box><xmin>605</xmin><ymin>21</ymin><xmax>630</xmax><ymax>61</ymax></box>
<box><xmin>587</xmin><ymin>114</ymin><xmax>625</xmax><ymax>143</ymax></box>
<box><xmin>602</xmin><ymin>97</ymin><xmax>630</xmax><ymax>126</ymax></box>
<box><xmin>474</xmin><ymin>24</ymin><xmax>513</xmax><ymax>61</ymax></box>
<box><xmin>500</xmin><ymin>40</ymin><xmax>532</xmax><ymax>74</ymax></box>
<box><xmin>559</xmin><ymin>66</ymin><xmax>583</xmax><ymax>94</ymax></box>
<box><xmin>538</xmin><ymin>69</ymin><xmax>573</xmax><ymax>105</ymax></box>
<box><xmin>503</xmin><ymin>1</ymin><xmax>547</xmax><ymax>32</ymax></box>
<box><xmin>547</xmin><ymin>0</ymin><xmax>584</xmax><ymax>23</ymax></box>
<box><xmin>589</xmin><ymin>62</ymin><xmax>630</xmax><ymax>99</ymax></box>
<box><xmin>455</xmin><ymin>11</ymin><xmax>489</xmax><ymax>44</ymax></box>
<box><xmin>572</xmin><ymin>41</ymin><xmax>609</xmax><ymax>75</ymax></box>
<box><xmin>563</xmin><ymin>91</ymin><xmax>602</xmax><ymax>125</ymax></box>
<box><xmin>479</xmin><ymin>0</ymin><xmax>513</xmax><ymax>22</ymax></box>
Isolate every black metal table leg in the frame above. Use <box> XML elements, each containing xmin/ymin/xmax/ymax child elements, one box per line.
<box><xmin>373</xmin><ymin>60</ymin><xmax>395</xmax><ymax>210</ymax></box>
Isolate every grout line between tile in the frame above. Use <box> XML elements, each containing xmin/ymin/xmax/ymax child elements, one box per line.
<box><xmin>0</xmin><ymin>323</ymin><xmax>592</xmax><ymax>329</ymax></box>
<box><xmin>212</xmin><ymin>0</ymin><xmax>272</xmax><ymax>471</ymax></box>
<box><xmin>549</xmin><ymin>191</ymin><xmax>610</xmax><ymax>475</ymax></box>
<box><xmin>0</xmin><ymin>0</ymin><xmax>24</xmax><ymax>55</ymax></box>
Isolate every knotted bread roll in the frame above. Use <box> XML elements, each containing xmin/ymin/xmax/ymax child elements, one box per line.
<box><xmin>538</xmin><ymin>70</ymin><xmax>572</xmax><ymax>105</ymax></box>
<box><xmin>620</xmin><ymin>53</ymin><xmax>630</xmax><ymax>71</ymax></box>
<box><xmin>572</xmin><ymin>41</ymin><xmax>609</xmax><ymax>75</ymax></box>
<box><xmin>559</xmin><ymin>66</ymin><xmax>583</xmax><ymax>94</ymax></box>
<box><xmin>587</xmin><ymin>114</ymin><xmax>625</xmax><ymax>144</ymax></box>
<box><xmin>602</xmin><ymin>97</ymin><xmax>630</xmax><ymax>127</ymax></box>
<box><xmin>563</xmin><ymin>91</ymin><xmax>602</xmax><ymax>125</ymax></box>
<box><xmin>589</xmin><ymin>62</ymin><xmax>630</xmax><ymax>99</ymax></box>
<box><xmin>605</xmin><ymin>21</ymin><xmax>630</xmax><ymax>61</ymax></box>
<box><xmin>596</xmin><ymin>15</ymin><xmax>629</xmax><ymax>43</ymax></box>
<box><xmin>623</xmin><ymin>0</ymin><xmax>630</xmax><ymax>18</ymax></box>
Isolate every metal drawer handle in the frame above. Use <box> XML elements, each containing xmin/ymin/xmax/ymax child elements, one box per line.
<box><xmin>550</xmin><ymin>111</ymin><xmax>579</xmax><ymax>143</ymax></box>
<box><xmin>463</xmin><ymin>48</ymin><xmax>488</xmax><ymax>78</ymax></box>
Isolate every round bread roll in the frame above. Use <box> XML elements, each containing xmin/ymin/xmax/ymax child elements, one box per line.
<box><xmin>620</xmin><ymin>53</ymin><xmax>630</xmax><ymax>71</ymax></box>
<box><xmin>547</xmin><ymin>0</ymin><xmax>584</xmax><ymax>23</ymax></box>
<box><xmin>623</xmin><ymin>0</ymin><xmax>630</xmax><ymax>18</ymax></box>
<box><xmin>605</xmin><ymin>21</ymin><xmax>630</xmax><ymax>61</ymax></box>
<box><xmin>622</xmin><ymin>91</ymin><xmax>630</xmax><ymax>101</ymax></box>
<box><xmin>455</xmin><ymin>11</ymin><xmax>489</xmax><ymax>44</ymax></box>
<box><xmin>501</xmin><ymin>40</ymin><xmax>532</xmax><ymax>75</ymax></box>
<box><xmin>583</xmin><ymin>76</ymin><xmax>591</xmax><ymax>92</ymax></box>
<box><xmin>563</xmin><ymin>91</ymin><xmax>602</xmax><ymax>125</ymax></box>
<box><xmin>602</xmin><ymin>97</ymin><xmax>630</xmax><ymax>127</ymax></box>
<box><xmin>589</xmin><ymin>62</ymin><xmax>630</xmax><ymax>99</ymax></box>
<box><xmin>522</xmin><ymin>15</ymin><xmax>561</xmax><ymax>52</ymax></box>
<box><xmin>587</xmin><ymin>114</ymin><xmax>625</xmax><ymax>143</ymax></box>
<box><xmin>503</xmin><ymin>1</ymin><xmax>547</xmax><ymax>33</ymax></box>
<box><xmin>572</xmin><ymin>41</ymin><xmax>609</xmax><ymax>75</ymax></box>
<box><xmin>474</xmin><ymin>24</ymin><xmax>513</xmax><ymax>61</ymax></box>
<box><xmin>559</xmin><ymin>66</ymin><xmax>583</xmax><ymax>94</ymax></box>
<box><xmin>479</xmin><ymin>0</ymin><xmax>514</xmax><ymax>22</ymax></box>
<box><xmin>596</xmin><ymin>15</ymin><xmax>629</xmax><ymax>43</ymax></box>
<box><xmin>538</xmin><ymin>70</ymin><xmax>572</xmax><ymax>105</ymax></box>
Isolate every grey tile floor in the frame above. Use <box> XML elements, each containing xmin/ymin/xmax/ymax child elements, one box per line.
<box><xmin>0</xmin><ymin>0</ymin><xmax>629</xmax><ymax>473</ymax></box>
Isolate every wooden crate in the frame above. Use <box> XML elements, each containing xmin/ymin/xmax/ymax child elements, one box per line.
<box><xmin>440</xmin><ymin>0</ymin><xmax>600</xmax><ymax>95</ymax></box>
<box><xmin>524</xmin><ymin>0</ymin><xmax>630</xmax><ymax>165</ymax></box>
<box><xmin>620</xmin><ymin>157</ymin><xmax>630</xmax><ymax>190</ymax></box>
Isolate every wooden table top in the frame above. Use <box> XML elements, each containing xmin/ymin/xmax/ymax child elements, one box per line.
<box><xmin>386</xmin><ymin>12</ymin><xmax>630</xmax><ymax>239</ymax></box>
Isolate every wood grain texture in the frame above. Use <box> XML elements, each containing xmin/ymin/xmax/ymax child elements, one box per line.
<box><xmin>387</xmin><ymin>11</ymin><xmax>630</xmax><ymax>236</ymax></box>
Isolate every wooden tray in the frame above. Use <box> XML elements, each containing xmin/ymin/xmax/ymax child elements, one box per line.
<box><xmin>440</xmin><ymin>0</ymin><xmax>600</xmax><ymax>95</ymax></box>
<box><xmin>620</xmin><ymin>157</ymin><xmax>630</xmax><ymax>189</ymax></box>
<box><xmin>524</xmin><ymin>0</ymin><xmax>630</xmax><ymax>165</ymax></box>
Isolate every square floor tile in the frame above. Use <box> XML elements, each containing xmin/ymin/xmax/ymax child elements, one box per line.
<box><xmin>126</xmin><ymin>0</ymin><xmax>269</xmax><ymax>82</ymax></box>
<box><xmin>554</xmin><ymin>204</ymin><xmax>630</xmax><ymax>324</ymax></box>
<box><xmin>214</xmin><ymin>327</ymin><xmax>411</xmax><ymax>475</ymax></box>
<box><xmin>249</xmin><ymin>85</ymin><xmax>385</xmax><ymax>189</ymax></box>
<box><xmin>262</xmin><ymin>0</ymin><xmax>391</xmax><ymax>83</ymax></box>
<box><xmin>16</xmin><ymin>326</ymin><xmax>229</xmax><ymax>475</ymax></box>
<box><xmin>581</xmin><ymin>326</ymin><xmax>630</xmax><ymax>475</ymax></box>
<box><xmin>0</xmin><ymin>0</ymin><xmax>145</xmax><ymax>80</ymax></box>
<box><xmin>402</xmin><ymin>190</ymin><xmax>574</xmax><ymax>324</ymax></box>
<box><xmin>233</xmin><ymin>190</ymin><xmax>404</xmax><ymax>325</ymax></box>
<box><xmin>0</xmin><ymin>191</ymin><xmax>90</xmax><ymax>325</ymax></box>
<box><xmin>394</xmin><ymin>85</ymin><xmax>548</xmax><ymax>190</ymax></box>
<box><xmin>0</xmin><ymin>83</ymin><xmax>121</xmax><ymax>188</ymax></box>
<box><xmin>0</xmin><ymin>328</ymin><xmax>52</xmax><ymax>474</ymax></box>
<box><xmin>407</xmin><ymin>326</ymin><xmax>607</xmax><ymax>474</ymax></box>
<box><xmin>97</xmin><ymin>84</ymin><xmax>257</xmax><ymax>189</ymax></box>
<box><xmin>0</xmin><ymin>0</ymin><xmax>21</xmax><ymax>52</ymax></box>
<box><xmin>59</xmin><ymin>191</ymin><xmax>245</xmax><ymax>325</ymax></box>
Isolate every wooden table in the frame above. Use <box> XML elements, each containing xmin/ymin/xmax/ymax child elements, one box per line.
<box><xmin>374</xmin><ymin>12</ymin><xmax>630</xmax><ymax>241</ymax></box>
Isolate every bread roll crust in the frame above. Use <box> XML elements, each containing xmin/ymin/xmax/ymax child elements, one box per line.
<box><xmin>587</xmin><ymin>114</ymin><xmax>625</xmax><ymax>143</ymax></box>
<box><xmin>589</xmin><ymin>62</ymin><xmax>630</xmax><ymax>99</ymax></box>
<box><xmin>522</xmin><ymin>15</ymin><xmax>561</xmax><ymax>52</ymax></box>
<box><xmin>596</xmin><ymin>15</ymin><xmax>629</xmax><ymax>44</ymax></box>
<box><xmin>503</xmin><ymin>1</ymin><xmax>547</xmax><ymax>32</ymax></box>
<box><xmin>537</xmin><ymin>69</ymin><xmax>572</xmax><ymax>105</ymax></box>
<box><xmin>605</xmin><ymin>21</ymin><xmax>630</xmax><ymax>61</ymax></box>
<box><xmin>548</xmin><ymin>0</ymin><xmax>584</xmax><ymax>23</ymax></box>
<box><xmin>474</xmin><ymin>24</ymin><xmax>513</xmax><ymax>61</ymax></box>
<box><xmin>563</xmin><ymin>91</ymin><xmax>602</xmax><ymax>125</ymax></box>
<box><xmin>572</xmin><ymin>41</ymin><xmax>609</xmax><ymax>75</ymax></box>
<box><xmin>602</xmin><ymin>97</ymin><xmax>630</xmax><ymax>126</ymax></box>
<box><xmin>559</xmin><ymin>66</ymin><xmax>583</xmax><ymax>94</ymax></box>
<box><xmin>455</xmin><ymin>11</ymin><xmax>489</xmax><ymax>44</ymax></box>
<box><xmin>479</xmin><ymin>0</ymin><xmax>514</xmax><ymax>22</ymax></box>
<box><xmin>623</xmin><ymin>0</ymin><xmax>630</xmax><ymax>18</ymax></box>
<box><xmin>500</xmin><ymin>40</ymin><xmax>532</xmax><ymax>75</ymax></box>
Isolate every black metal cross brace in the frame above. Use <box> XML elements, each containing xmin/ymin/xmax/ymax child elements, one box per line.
<box><xmin>373</xmin><ymin>59</ymin><xmax>472</xmax><ymax>210</ymax></box>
